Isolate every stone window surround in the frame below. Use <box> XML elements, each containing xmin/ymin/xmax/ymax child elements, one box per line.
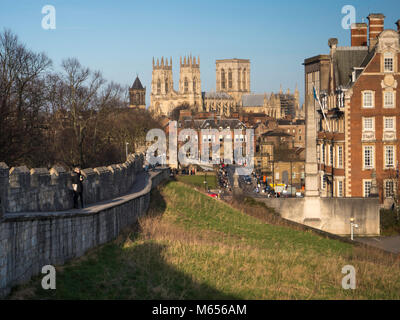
<box><xmin>362</xmin><ymin>145</ymin><xmax>375</xmax><ymax>170</ymax></box>
<box><xmin>362</xmin><ymin>116</ymin><xmax>375</xmax><ymax>131</ymax></box>
<box><xmin>384</xmin><ymin>179</ymin><xmax>396</xmax><ymax>198</ymax></box>
<box><xmin>362</xmin><ymin>90</ymin><xmax>375</xmax><ymax>108</ymax></box>
<box><xmin>363</xmin><ymin>179</ymin><xmax>372</xmax><ymax>198</ymax></box>
<box><xmin>381</xmin><ymin>50</ymin><xmax>397</xmax><ymax>74</ymax></box>
<box><xmin>383</xmin><ymin>90</ymin><xmax>396</xmax><ymax>108</ymax></box>
<box><xmin>384</xmin><ymin>144</ymin><xmax>396</xmax><ymax>169</ymax></box>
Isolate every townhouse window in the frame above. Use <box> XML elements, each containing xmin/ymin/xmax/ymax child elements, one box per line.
<box><xmin>363</xmin><ymin>146</ymin><xmax>374</xmax><ymax>169</ymax></box>
<box><xmin>384</xmin><ymin>91</ymin><xmax>394</xmax><ymax>108</ymax></box>
<box><xmin>364</xmin><ymin>180</ymin><xmax>372</xmax><ymax>198</ymax></box>
<box><xmin>317</xmin><ymin>144</ymin><xmax>321</xmax><ymax>163</ymax></box>
<box><xmin>329</xmin><ymin>145</ymin><xmax>333</xmax><ymax>166</ymax></box>
<box><xmin>384</xmin><ymin>53</ymin><xmax>394</xmax><ymax>72</ymax></box>
<box><xmin>385</xmin><ymin>145</ymin><xmax>395</xmax><ymax>168</ymax></box>
<box><xmin>322</xmin><ymin>144</ymin><xmax>325</xmax><ymax>164</ymax></box>
<box><xmin>385</xmin><ymin>180</ymin><xmax>394</xmax><ymax>198</ymax></box>
<box><xmin>337</xmin><ymin>180</ymin><xmax>343</xmax><ymax>197</ymax></box>
<box><xmin>362</xmin><ymin>91</ymin><xmax>374</xmax><ymax>108</ymax></box>
<box><xmin>384</xmin><ymin>117</ymin><xmax>395</xmax><ymax>131</ymax></box>
<box><xmin>337</xmin><ymin>146</ymin><xmax>343</xmax><ymax>168</ymax></box>
<box><xmin>363</xmin><ymin>117</ymin><xmax>374</xmax><ymax>131</ymax></box>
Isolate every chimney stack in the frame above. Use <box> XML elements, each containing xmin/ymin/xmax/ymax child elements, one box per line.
<box><xmin>367</xmin><ymin>13</ymin><xmax>385</xmax><ymax>49</ymax></box>
<box><xmin>351</xmin><ymin>23</ymin><xmax>368</xmax><ymax>46</ymax></box>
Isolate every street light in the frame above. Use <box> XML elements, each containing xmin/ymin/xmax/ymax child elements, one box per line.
<box><xmin>350</xmin><ymin>217</ymin><xmax>359</xmax><ymax>241</ymax></box>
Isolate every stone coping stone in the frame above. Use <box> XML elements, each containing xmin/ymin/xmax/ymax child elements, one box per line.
<box><xmin>50</xmin><ymin>166</ymin><xmax>67</xmax><ymax>175</ymax></box>
<box><xmin>0</xmin><ymin>162</ymin><xmax>9</xmax><ymax>170</ymax></box>
<box><xmin>81</xmin><ymin>168</ymin><xmax>96</xmax><ymax>176</ymax></box>
<box><xmin>31</xmin><ymin>168</ymin><xmax>49</xmax><ymax>175</ymax></box>
<box><xmin>94</xmin><ymin>166</ymin><xmax>110</xmax><ymax>174</ymax></box>
<box><xmin>10</xmin><ymin>166</ymin><xmax>30</xmax><ymax>175</ymax></box>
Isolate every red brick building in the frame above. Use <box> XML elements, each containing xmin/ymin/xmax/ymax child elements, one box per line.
<box><xmin>304</xmin><ymin>14</ymin><xmax>400</xmax><ymax>204</ymax></box>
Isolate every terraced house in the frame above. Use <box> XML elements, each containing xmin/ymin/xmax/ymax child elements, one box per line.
<box><xmin>304</xmin><ymin>14</ymin><xmax>400</xmax><ymax>206</ymax></box>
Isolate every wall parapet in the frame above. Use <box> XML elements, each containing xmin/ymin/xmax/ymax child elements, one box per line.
<box><xmin>0</xmin><ymin>154</ymin><xmax>145</xmax><ymax>214</ymax></box>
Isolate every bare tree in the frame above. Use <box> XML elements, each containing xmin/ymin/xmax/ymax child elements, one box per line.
<box><xmin>0</xmin><ymin>29</ymin><xmax>52</xmax><ymax>166</ymax></box>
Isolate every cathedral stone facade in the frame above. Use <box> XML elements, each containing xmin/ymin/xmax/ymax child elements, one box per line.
<box><xmin>216</xmin><ymin>58</ymin><xmax>251</xmax><ymax>103</ymax></box>
<box><xmin>149</xmin><ymin>56</ymin><xmax>202</xmax><ymax>116</ymax></box>
<box><xmin>148</xmin><ymin>56</ymin><xmax>302</xmax><ymax>119</ymax></box>
<box><xmin>129</xmin><ymin>76</ymin><xmax>146</xmax><ymax>109</ymax></box>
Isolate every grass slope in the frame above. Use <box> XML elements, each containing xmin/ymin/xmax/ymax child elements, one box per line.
<box><xmin>9</xmin><ymin>181</ymin><xmax>400</xmax><ymax>300</ymax></box>
<box><xmin>176</xmin><ymin>174</ymin><xmax>217</xmax><ymax>189</ymax></box>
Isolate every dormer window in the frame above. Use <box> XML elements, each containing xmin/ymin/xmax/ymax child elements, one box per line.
<box><xmin>384</xmin><ymin>52</ymin><xmax>394</xmax><ymax>73</ymax></box>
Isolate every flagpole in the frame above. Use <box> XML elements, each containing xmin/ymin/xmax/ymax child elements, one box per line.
<box><xmin>313</xmin><ymin>85</ymin><xmax>331</xmax><ymax>133</ymax></box>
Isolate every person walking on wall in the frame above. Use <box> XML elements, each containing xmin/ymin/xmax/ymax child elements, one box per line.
<box><xmin>72</xmin><ymin>167</ymin><xmax>84</xmax><ymax>209</ymax></box>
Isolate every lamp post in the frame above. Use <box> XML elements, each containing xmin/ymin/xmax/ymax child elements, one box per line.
<box><xmin>350</xmin><ymin>217</ymin><xmax>359</xmax><ymax>241</ymax></box>
<box><xmin>204</xmin><ymin>172</ymin><xmax>208</xmax><ymax>192</ymax></box>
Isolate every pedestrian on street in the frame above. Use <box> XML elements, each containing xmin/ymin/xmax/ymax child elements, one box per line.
<box><xmin>72</xmin><ymin>167</ymin><xmax>84</xmax><ymax>209</ymax></box>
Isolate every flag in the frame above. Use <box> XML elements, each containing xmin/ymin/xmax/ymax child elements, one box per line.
<box><xmin>312</xmin><ymin>85</ymin><xmax>331</xmax><ymax>132</ymax></box>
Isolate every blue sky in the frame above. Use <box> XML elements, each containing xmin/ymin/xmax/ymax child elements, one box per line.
<box><xmin>1</xmin><ymin>0</ymin><xmax>400</xmax><ymax>105</ymax></box>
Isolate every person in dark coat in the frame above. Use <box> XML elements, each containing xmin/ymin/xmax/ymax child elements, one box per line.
<box><xmin>72</xmin><ymin>167</ymin><xmax>84</xmax><ymax>209</ymax></box>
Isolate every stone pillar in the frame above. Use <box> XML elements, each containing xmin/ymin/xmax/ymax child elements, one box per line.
<box><xmin>303</xmin><ymin>93</ymin><xmax>322</xmax><ymax>224</ymax></box>
<box><xmin>305</xmin><ymin>93</ymin><xmax>320</xmax><ymax>197</ymax></box>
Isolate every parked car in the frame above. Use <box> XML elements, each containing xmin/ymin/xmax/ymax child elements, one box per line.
<box><xmin>208</xmin><ymin>193</ymin><xmax>218</xmax><ymax>198</ymax></box>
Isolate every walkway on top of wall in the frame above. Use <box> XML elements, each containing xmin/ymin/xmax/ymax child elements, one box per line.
<box><xmin>3</xmin><ymin>169</ymin><xmax>165</xmax><ymax>222</ymax></box>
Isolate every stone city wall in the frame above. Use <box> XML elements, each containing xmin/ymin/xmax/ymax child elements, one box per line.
<box><xmin>0</xmin><ymin>154</ymin><xmax>144</xmax><ymax>214</ymax></box>
<box><xmin>0</xmin><ymin>167</ymin><xmax>170</xmax><ymax>298</ymax></box>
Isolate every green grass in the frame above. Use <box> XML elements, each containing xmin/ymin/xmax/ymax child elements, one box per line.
<box><xmin>176</xmin><ymin>174</ymin><xmax>217</xmax><ymax>189</ymax></box>
<box><xmin>9</xmin><ymin>181</ymin><xmax>400</xmax><ymax>300</ymax></box>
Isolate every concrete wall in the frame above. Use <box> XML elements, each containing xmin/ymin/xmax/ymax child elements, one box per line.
<box><xmin>0</xmin><ymin>168</ymin><xmax>170</xmax><ymax>298</ymax></box>
<box><xmin>0</xmin><ymin>154</ymin><xmax>144</xmax><ymax>213</ymax></box>
<box><xmin>258</xmin><ymin>197</ymin><xmax>380</xmax><ymax>236</ymax></box>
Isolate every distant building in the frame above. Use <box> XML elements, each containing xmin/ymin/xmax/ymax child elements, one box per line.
<box><xmin>129</xmin><ymin>76</ymin><xmax>146</xmax><ymax>109</ymax></box>
<box><xmin>147</xmin><ymin>56</ymin><xmax>302</xmax><ymax>120</ymax></box>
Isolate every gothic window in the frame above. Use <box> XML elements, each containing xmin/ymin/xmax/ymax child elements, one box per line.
<box><xmin>242</xmin><ymin>69</ymin><xmax>246</xmax><ymax>91</ymax></box>
<box><xmin>165</xmin><ymin>80</ymin><xmax>168</xmax><ymax>93</ymax></box>
<box><xmin>184</xmin><ymin>77</ymin><xmax>188</xmax><ymax>93</ymax></box>
<box><xmin>136</xmin><ymin>93</ymin><xmax>140</xmax><ymax>104</ymax></box>
<box><xmin>221</xmin><ymin>69</ymin><xmax>226</xmax><ymax>89</ymax></box>
<box><xmin>238</xmin><ymin>69</ymin><xmax>241</xmax><ymax>90</ymax></box>
<box><xmin>228</xmin><ymin>69</ymin><xmax>232</xmax><ymax>89</ymax></box>
<box><xmin>193</xmin><ymin>78</ymin><xmax>197</xmax><ymax>93</ymax></box>
<box><xmin>157</xmin><ymin>79</ymin><xmax>161</xmax><ymax>94</ymax></box>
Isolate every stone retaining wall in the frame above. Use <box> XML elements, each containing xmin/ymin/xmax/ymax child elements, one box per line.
<box><xmin>257</xmin><ymin>196</ymin><xmax>380</xmax><ymax>236</ymax></box>
<box><xmin>0</xmin><ymin>168</ymin><xmax>170</xmax><ymax>298</ymax></box>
